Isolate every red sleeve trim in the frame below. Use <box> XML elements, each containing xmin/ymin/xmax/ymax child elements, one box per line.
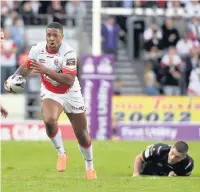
<box><xmin>62</xmin><ymin>68</ymin><xmax>77</xmax><ymax>75</ymax></box>
<box><xmin>26</xmin><ymin>60</ymin><xmax>31</xmax><ymax>68</ymax></box>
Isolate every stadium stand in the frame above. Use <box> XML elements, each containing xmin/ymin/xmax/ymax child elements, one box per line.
<box><xmin>1</xmin><ymin>0</ymin><xmax>200</xmax><ymax>119</ymax></box>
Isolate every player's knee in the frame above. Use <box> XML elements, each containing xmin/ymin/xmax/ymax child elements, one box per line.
<box><xmin>43</xmin><ymin>115</ymin><xmax>57</xmax><ymax>125</ymax></box>
<box><xmin>76</xmin><ymin>130</ymin><xmax>91</xmax><ymax>147</ymax></box>
<box><xmin>43</xmin><ymin>116</ymin><xmax>58</xmax><ymax>137</ymax></box>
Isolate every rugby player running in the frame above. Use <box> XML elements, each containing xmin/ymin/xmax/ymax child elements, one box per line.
<box><xmin>5</xmin><ymin>22</ymin><xmax>96</xmax><ymax>179</ymax></box>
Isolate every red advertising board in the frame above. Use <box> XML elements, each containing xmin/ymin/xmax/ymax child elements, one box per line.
<box><xmin>0</xmin><ymin>121</ymin><xmax>76</xmax><ymax>141</ymax></box>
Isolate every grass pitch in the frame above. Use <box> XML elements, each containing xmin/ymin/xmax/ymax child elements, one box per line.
<box><xmin>1</xmin><ymin>141</ymin><xmax>200</xmax><ymax>192</ymax></box>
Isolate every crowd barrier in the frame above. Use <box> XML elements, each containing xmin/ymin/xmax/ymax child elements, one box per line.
<box><xmin>1</xmin><ymin>96</ymin><xmax>199</xmax><ymax>141</ymax></box>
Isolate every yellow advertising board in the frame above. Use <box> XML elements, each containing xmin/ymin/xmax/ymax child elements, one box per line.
<box><xmin>59</xmin><ymin>96</ymin><xmax>200</xmax><ymax>123</ymax></box>
<box><xmin>59</xmin><ymin>113</ymin><xmax>71</xmax><ymax>122</ymax></box>
<box><xmin>112</xmin><ymin>96</ymin><xmax>200</xmax><ymax>123</ymax></box>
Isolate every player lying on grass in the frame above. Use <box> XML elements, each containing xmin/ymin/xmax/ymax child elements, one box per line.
<box><xmin>4</xmin><ymin>22</ymin><xmax>96</xmax><ymax>179</ymax></box>
<box><xmin>133</xmin><ymin>141</ymin><xmax>194</xmax><ymax>177</ymax></box>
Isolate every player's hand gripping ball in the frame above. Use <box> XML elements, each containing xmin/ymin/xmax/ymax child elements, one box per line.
<box><xmin>4</xmin><ymin>75</ymin><xmax>26</xmax><ymax>93</ymax></box>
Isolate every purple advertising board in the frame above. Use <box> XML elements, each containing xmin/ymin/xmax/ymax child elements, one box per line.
<box><xmin>118</xmin><ymin>123</ymin><xmax>200</xmax><ymax>141</ymax></box>
<box><xmin>81</xmin><ymin>55</ymin><xmax>115</xmax><ymax>140</ymax></box>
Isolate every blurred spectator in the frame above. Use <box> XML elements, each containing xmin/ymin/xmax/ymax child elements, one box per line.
<box><xmin>185</xmin><ymin>48</ymin><xmax>200</xmax><ymax>88</ymax></box>
<box><xmin>65</xmin><ymin>0</ymin><xmax>87</xmax><ymax>27</ymax></box>
<box><xmin>162</xmin><ymin>18</ymin><xmax>180</xmax><ymax>49</ymax></box>
<box><xmin>111</xmin><ymin>118</ymin><xmax>120</xmax><ymax>141</ymax></box>
<box><xmin>162</xmin><ymin>65</ymin><xmax>181</xmax><ymax>96</ymax></box>
<box><xmin>167</xmin><ymin>0</ymin><xmax>182</xmax><ymax>8</ymax></box>
<box><xmin>101</xmin><ymin>16</ymin><xmax>120</xmax><ymax>58</ymax></box>
<box><xmin>188</xmin><ymin>17</ymin><xmax>200</xmax><ymax>41</ymax></box>
<box><xmin>147</xmin><ymin>50</ymin><xmax>161</xmax><ymax>75</ymax></box>
<box><xmin>122</xmin><ymin>0</ymin><xmax>133</xmax><ymax>8</ymax></box>
<box><xmin>142</xmin><ymin>0</ymin><xmax>165</xmax><ymax>8</ymax></box>
<box><xmin>10</xmin><ymin>18</ymin><xmax>25</xmax><ymax>54</ymax></box>
<box><xmin>144</xmin><ymin>29</ymin><xmax>164</xmax><ymax>52</ymax></box>
<box><xmin>133</xmin><ymin>0</ymin><xmax>142</xmax><ymax>7</ymax></box>
<box><xmin>114</xmin><ymin>0</ymin><xmax>136</xmax><ymax>44</ymax></box>
<box><xmin>3</xmin><ymin>11</ymin><xmax>20</xmax><ymax>28</ymax></box>
<box><xmin>144</xmin><ymin>62</ymin><xmax>159</xmax><ymax>95</ymax></box>
<box><xmin>0</xmin><ymin>29</ymin><xmax>4</xmax><ymax>52</ymax></box>
<box><xmin>161</xmin><ymin>47</ymin><xmax>182</xmax><ymax>68</ymax></box>
<box><xmin>185</xmin><ymin>0</ymin><xmax>200</xmax><ymax>15</ymax></box>
<box><xmin>21</xmin><ymin>1</ymin><xmax>37</xmax><ymax>25</ymax></box>
<box><xmin>38</xmin><ymin>1</ymin><xmax>51</xmax><ymax>14</ymax></box>
<box><xmin>115</xmin><ymin>0</ymin><xmax>134</xmax><ymax>43</ymax></box>
<box><xmin>18</xmin><ymin>47</ymin><xmax>29</xmax><ymax>67</ymax></box>
<box><xmin>101</xmin><ymin>0</ymin><xmax>117</xmax><ymax>7</ymax></box>
<box><xmin>161</xmin><ymin>47</ymin><xmax>182</xmax><ymax>95</ymax></box>
<box><xmin>4</xmin><ymin>0</ymin><xmax>20</xmax><ymax>11</ymax></box>
<box><xmin>31</xmin><ymin>0</ymin><xmax>41</xmax><ymax>15</ymax></box>
<box><xmin>176</xmin><ymin>32</ymin><xmax>193</xmax><ymax>57</ymax></box>
<box><xmin>133</xmin><ymin>19</ymin><xmax>145</xmax><ymax>58</ymax></box>
<box><xmin>1</xmin><ymin>1</ymin><xmax>11</xmax><ymax>17</ymax></box>
<box><xmin>180</xmin><ymin>0</ymin><xmax>189</xmax><ymax>7</ymax></box>
<box><xmin>187</xmin><ymin>57</ymin><xmax>200</xmax><ymax>96</ymax></box>
<box><xmin>1</xmin><ymin>28</ymin><xmax>17</xmax><ymax>93</ymax></box>
<box><xmin>143</xmin><ymin>24</ymin><xmax>162</xmax><ymax>42</ymax></box>
<box><xmin>114</xmin><ymin>78</ymin><xmax>123</xmax><ymax>95</ymax></box>
<box><xmin>144</xmin><ymin>47</ymin><xmax>159</xmax><ymax>63</ymax></box>
<box><xmin>48</xmin><ymin>0</ymin><xmax>65</xmax><ymax>25</ymax></box>
<box><xmin>143</xmin><ymin>30</ymin><xmax>164</xmax><ymax>68</ymax></box>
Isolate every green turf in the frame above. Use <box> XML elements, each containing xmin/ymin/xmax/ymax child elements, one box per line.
<box><xmin>1</xmin><ymin>141</ymin><xmax>200</xmax><ymax>192</ymax></box>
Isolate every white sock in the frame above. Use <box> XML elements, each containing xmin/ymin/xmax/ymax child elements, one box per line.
<box><xmin>79</xmin><ymin>142</ymin><xmax>94</xmax><ymax>170</ymax></box>
<box><xmin>50</xmin><ymin>129</ymin><xmax>66</xmax><ymax>156</ymax></box>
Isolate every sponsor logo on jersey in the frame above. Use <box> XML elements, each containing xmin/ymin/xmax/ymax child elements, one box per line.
<box><xmin>71</xmin><ymin>106</ymin><xmax>85</xmax><ymax>111</ymax></box>
<box><xmin>39</xmin><ymin>59</ymin><xmax>45</xmax><ymax>64</ymax></box>
<box><xmin>38</xmin><ymin>50</ymin><xmax>45</xmax><ymax>55</ymax></box>
<box><xmin>166</xmin><ymin>164</ymin><xmax>173</xmax><ymax>169</ymax></box>
<box><xmin>157</xmin><ymin>163</ymin><xmax>164</xmax><ymax>167</ymax></box>
<box><xmin>47</xmin><ymin>54</ymin><xmax>55</xmax><ymax>58</ymax></box>
<box><xmin>66</xmin><ymin>58</ymin><xmax>76</xmax><ymax>66</ymax></box>
<box><xmin>54</xmin><ymin>59</ymin><xmax>59</xmax><ymax>66</ymax></box>
<box><xmin>43</xmin><ymin>74</ymin><xmax>59</xmax><ymax>86</ymax></box>
<box><xmin>145</xmin><ymin>148</ymin><xmax>150</xmax><ymax>158</ymax></box>
<box><xmin>157</xmin><ymin>146</ymin><xmax>162</xmax><ymax>155</ymax></box>
<box><xmin>185</xmin><ymin>160</ymin><xmax>192</xmax><ymax>170</ymax></box>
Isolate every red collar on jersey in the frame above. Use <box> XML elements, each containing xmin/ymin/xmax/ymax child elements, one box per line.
<box><xmin>46</xmin><ymin>46</ymin><xmax>58</xmax><ymax>54</ymax></box>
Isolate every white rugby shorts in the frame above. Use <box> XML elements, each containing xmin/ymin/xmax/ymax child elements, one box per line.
<box><xmin>40</xmin><ymin>85</ymin><xmax>85</xmax><ymax>114</ymax></box>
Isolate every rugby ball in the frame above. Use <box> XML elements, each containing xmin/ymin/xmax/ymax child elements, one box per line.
<box><xmin>5</xmin><ymin>75</ymin><xmax>26</xmax><ymax>93</ymax></box>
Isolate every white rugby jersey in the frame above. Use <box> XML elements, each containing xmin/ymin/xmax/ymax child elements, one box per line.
<box><xmin>26</xmin><ymin>41</ymin><xmax>80</xmax><ymax>94</ymax></box>
<box><xmin>161</xmin><ymin>54</ymin><xmax>182</xmax><ymax>68</ymax></box>
<box><xmin>188</xmin><ymin>68</ymin><xmax>200</xmax><ymax>96</ymax></box>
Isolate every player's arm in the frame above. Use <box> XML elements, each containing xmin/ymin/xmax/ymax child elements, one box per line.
<box><xmin>168</xmin><ymin>171</ymin><xmax>177</xmax><ymax>177</ymax></box>
<box><xmin>30</xmin><ymin>50</ymin><xmax>77</xmax><ymax>86</ymax></box>
<box><xmin>4</xmin><ymin>45</ymin><xmax>36</xmax><ymax>92</ymax></box>
<box><xmin>13</xmin><ymin>44</ymin><xmax>37</xmax><ymax>77</ymax></box>
<box><xmin>133</xmin><ymin>153</ymin><xmax>144</xmax><ymax>176</ymax></box>
<box><xmin>4</xmin><ymin>61</ymin><xmax>33</xmax><ymax>92</ymax></box>
<box><xmin>30</xmin><ymin>62</ymin><xmax>75</xmax><ymax>86</ymax></box>
<box><xmin>133</xmin><ymin>144</ymin><xmax>160</xmax><ymax>176</ymax></box>
<box><xmin>14</xmin><ymin>63</ymin><xmax>33</xmax><ymax>77</ymax></box>
<box><xmin>44</xmin><ymin>69</ymin><xmax>75</xmax><ymax>86</ymax></box>
<box><xmin>173</xmin><ymin>160</ymin><xmax>194</xmax><ymax>176</ymax></box>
